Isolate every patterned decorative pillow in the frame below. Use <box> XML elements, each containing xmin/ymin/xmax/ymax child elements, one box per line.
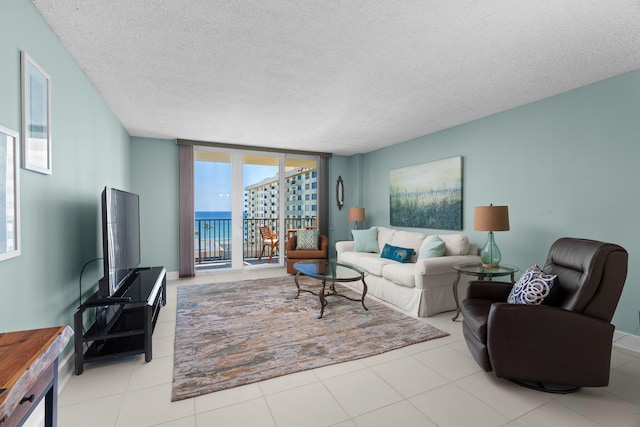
<box><xmin>508</xmin><ymin>264</ymin><xmax>557</xmax><ymax>305</ymax></box>
<box><xmin>418</xmin><ymin>236</ymin><xmax>446</xmax><ymax>259</ymax></box>
<box><xmin>380</xmin><ymin>243</ymin><xmax>415</xmax><ymax>263</ymax></box>
<box><xmin>352</xmin><ymin>227</ymin><xmax>379</xmax><ymax>253</ymax></box>
<box><xmin>296</xmin><ymin>229</ymin><xmax>318</xmax><ymax>250</ymax></box>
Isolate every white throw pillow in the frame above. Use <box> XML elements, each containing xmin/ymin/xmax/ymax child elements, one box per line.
<box><xmin>507</xmin><ymin>264</ymin><xmax>557</xmax><ymax>305</ymax></box>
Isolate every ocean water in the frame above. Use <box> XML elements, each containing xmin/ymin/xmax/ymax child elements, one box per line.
<box><xmin>195</xmin><ymin>211</ymin><xmax>232</xmax><ymax>220</ymax></box>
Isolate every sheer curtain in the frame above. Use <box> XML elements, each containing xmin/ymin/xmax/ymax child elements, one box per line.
<box><xmin>178</xmin><ymin>144</ymin><xmax>195</xmax><ymax>277</ymax></box>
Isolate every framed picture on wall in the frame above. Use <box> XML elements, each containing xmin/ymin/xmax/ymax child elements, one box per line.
<box><xmin>21</xmin><ymin>51</ymin><xmax>52</xmax><ymax>174</ymax></box>
<box><xmin>390</xmin><ymin>156</ymin><xmax>463</xmax><ymax>230</ymax></box>
<box><xmin>0</xmin><ymin>124</ymin><xmax>21</xmax><ymax>261</ymax></box>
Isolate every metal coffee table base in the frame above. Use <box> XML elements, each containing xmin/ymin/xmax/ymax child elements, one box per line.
<box><xmin>295</xmin><ymin>274</ymin><xmax>368</xmax><ymax>319</ymax></box>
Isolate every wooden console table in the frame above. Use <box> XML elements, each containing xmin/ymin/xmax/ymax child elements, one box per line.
<box><xmin>0</xmin><ymin>326</ymin><xmax>73</xmax><ymax>427</ymax></box>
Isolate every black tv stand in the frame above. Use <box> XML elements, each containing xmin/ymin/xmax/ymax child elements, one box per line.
<box><xmin>74</xmin><ymin>266</ymin><xmax>166</xmax><ymax>374</ymax></box>
<box><xmin>81</xmin><ymin>296</ymin><xmax>132</xmax><ymax>307</ymax></box>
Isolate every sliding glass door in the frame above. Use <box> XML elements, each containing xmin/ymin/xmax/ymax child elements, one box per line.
<box><xmin>194</xmin><ymin>150</ymin><xmax>233</xmax><ymax>270</ymax></box>
<box><xmin>243</xmin><ymin>154</ymin><xmax>281</xmax><ymax>266</ymax></box>
<box><xmin>283</xmin><ymin>157</ymin><xmax>318</xmax><ymax>231</ymax></box>
<box><xmin>194</xmin><ymin>146</ymin><xmax>319</xmax><ymax>271</ymax></box>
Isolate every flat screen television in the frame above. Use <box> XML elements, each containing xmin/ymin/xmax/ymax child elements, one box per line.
<box><xmin>98</xmin><ymin>187</ymin><xmax>141</xmax><ymax>299</ymax></box>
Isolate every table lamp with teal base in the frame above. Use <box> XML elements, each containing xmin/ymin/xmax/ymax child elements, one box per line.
<box><xmin>474</xmin><ymin>205</ymin><xmax>510</xmax><ymax>268</ymax></box>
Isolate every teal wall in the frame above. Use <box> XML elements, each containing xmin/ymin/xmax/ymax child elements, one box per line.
<box><xmin>332</xmin><ymin>70</ymin><xmax>640</xmax><ymax>334</ymax></box>
<box><xmin>0</xmin><ymin>0</ymin><xmax>131</xmax><ymax>335</ymax></box>
<box><xmin>131</xmin><ymin>137</ymin><xmax>179</xmax><ymax>272</ymax></box>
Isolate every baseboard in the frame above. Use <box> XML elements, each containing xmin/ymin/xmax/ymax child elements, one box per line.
<box><xmin>613</xmin><ymin>329</ymin><xmax>640</xmax><ymax>354</ymax></box>
<box><xmin>58</xmin><ymin>349</ymin><xmax>76</xmax><ymax>392</ymax></box>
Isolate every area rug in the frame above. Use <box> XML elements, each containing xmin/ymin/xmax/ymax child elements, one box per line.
<box><xmin>171</xmin><ymin>275</ymin><xmax>449</xmax><ymax>401</ymax></box>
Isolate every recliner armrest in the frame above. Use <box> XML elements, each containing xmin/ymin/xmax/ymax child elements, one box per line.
<box><xmin>466</xmin><ymin>281</ymin><xmax>513</xmax><ymax>301</ymax></box>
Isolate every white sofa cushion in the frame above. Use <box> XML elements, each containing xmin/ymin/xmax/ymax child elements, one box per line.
<box><xmin>436</xmin><ymin>234</ymin><xmax>470</xmax><ymax>256</ymax></box>
<box><xmin>377</xmin><ymin>227</ymin><xmax>397</xmax><ymax>253</ymax></box>
<box><xmin>358</xmin><ymin>255</ymin><xmax>396</xmax><ymax>276</ymax></box>
<box><xmin>340</xmin><ymin>250</ymin><xmax>367</xmax><ymax>266</ymax></box>
<box><xmin>382</xmin><ymin>263</ymin><xmax>416</xmax><ymax>288</ymax></box>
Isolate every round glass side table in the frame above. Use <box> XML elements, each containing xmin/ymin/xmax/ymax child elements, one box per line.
<box><xmin>451</xmin><ymin>263</ymin><xmax>519</xmax><ymax>321</ymax></box>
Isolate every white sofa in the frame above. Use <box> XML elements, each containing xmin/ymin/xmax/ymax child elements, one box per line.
<box><xmin>336</xmin><ymin>227</ymin><xmax>480</xmax><ymax>317</ymax></box>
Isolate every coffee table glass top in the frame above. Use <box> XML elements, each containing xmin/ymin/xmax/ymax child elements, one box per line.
<box><xmin>452</xmin><ymin>263</ymin><xmax>519</xmax><ymax>276</ymax></box>
<box><xmin>293</xmin><ymin>260</ymin><xmax>367</xmax><ymax>282</ymax></box>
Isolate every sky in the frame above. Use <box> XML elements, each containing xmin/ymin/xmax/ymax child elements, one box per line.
<box><xmin>194</xmin><ymin>161</ymin><xmax>278</xmax><ymax>212</ymax></box>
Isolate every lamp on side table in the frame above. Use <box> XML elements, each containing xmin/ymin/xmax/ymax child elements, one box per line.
<box><xmin>474</xmin><ymin>204</ymin><xmax>510</xmax><ymax>268</ymax></box>
<box><xmin>348</xmin><ymin>207</ymin><xmax>365</xmax><ymax>230</ymax></box>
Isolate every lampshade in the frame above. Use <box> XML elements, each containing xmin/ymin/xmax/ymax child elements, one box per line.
<box><xmin>474</xmin><ymin>205</ymin><xmax>510</xmax><ymax>232</ymax></box>
<box><xmin>348</xmin><ymin>207</ymin><xmax>365</xmax><ymax>222</ymax></box>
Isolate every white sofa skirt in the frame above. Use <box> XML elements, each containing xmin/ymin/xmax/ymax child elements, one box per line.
<box><xmin>339</xmin><ymin>270</ymin><xmax>472</xmax><ymax>318</ymax></box>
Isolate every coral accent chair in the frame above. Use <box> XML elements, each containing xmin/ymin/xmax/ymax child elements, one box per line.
<box><xmin>460</xmin><ymin>237</ymin><xmax>628</xmax><ymax>392</ymax></box>
<box><xmin>258</xmin><ymin>226</ymin><xmax>279</xmax><ymax>263</ymax></box>
<box><xmin>286</xmin><ymin>233</ymin><xmax>329</xmax><ymax>274</ymax></box>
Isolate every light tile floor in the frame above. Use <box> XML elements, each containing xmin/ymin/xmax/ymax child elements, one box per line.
<box><xmin>59</xmin><ymin>268</ymin><xmax>640</xmax><ymax>426</ymax></box>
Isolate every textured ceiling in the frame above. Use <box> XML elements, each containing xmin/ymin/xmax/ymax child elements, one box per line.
<box><xmin>32</xmin><ymin>1</ymin><xmax>640</xmax><ymax>156</ymax></box>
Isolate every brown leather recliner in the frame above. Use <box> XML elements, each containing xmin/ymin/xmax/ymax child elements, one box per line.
<box><xmin>286</xmin><ymin>234</ymin><xmax>329</xmax><ymax>274</ymax></box>
<box><xmin>460</xmin><ymin>237</ymin><xmax>628</xmax><ymax>392</ymax></box>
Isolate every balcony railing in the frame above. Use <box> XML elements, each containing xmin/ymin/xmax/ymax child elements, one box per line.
<box><xmin>195</xmin><ymin>216</ymin><xmax>317</xmax><ymax>265</ymax></box>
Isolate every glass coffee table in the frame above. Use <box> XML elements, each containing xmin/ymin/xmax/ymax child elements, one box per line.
<box><xmin>293</xmin><ymin>260</ymin><xmax>368</xmax><ymax>319</ymax></box>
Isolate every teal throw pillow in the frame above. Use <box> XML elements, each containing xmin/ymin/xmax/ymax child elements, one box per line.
<box><xmin>380</xmin><ymin>243</ymin><xmax>414</xmax><ymax>263</ymax></box>
<box><xmin>296</xmin><ymin>229</ymin><xmax>318</xmax><ymax>250</ymax></box>
<box><xmin>418</xmin><ymin>236</ymin><xmax>446</xmax><ymax>259</ymax></box>
<box><xmin>352</xmin><ymin>228</ymin><xmax>378</xmax><ymax>253</ymax></box>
